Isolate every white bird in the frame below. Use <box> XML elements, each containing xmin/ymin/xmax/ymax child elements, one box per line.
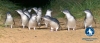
<box><xmin>84</xmin><ymin>9</ymin><xmax>96</xmax><ymax>29</ymax></box>
<box><xmin>4</xmin><ymin>12</ymin><xmax>15</xmax><ymax>28</ymax></box>
<box><xmin>62</xmin><ymin>9</ymin><xmax>76</xmax><ymax>31</ymax></box>
<box><xmin>36</xmin><ymin>8</ymin><xmax>42</xmax><ymax>27</ymax></box>
<box><xmin>45</xmin><ymin>9</ymin><xmax>52</xmax><ymax>17</ymax></box>
<box><xmin>28</xmin><ymin>14</ymin><xmax>37</xmax><ymax>30</ymax></box>
<box><xmin>16</xmin><ymin>9</ymin><xmax>29</xmax><ymax>28</ymax></box>
<box><xmin>43</xmin><ymin>16</ymin><xmax>60</xmax><ymax>31</ymax></box>
<box><xmin>44</xmin><ymin>9</ymin><xmax>52</xmax><ymax>27</ymax></box>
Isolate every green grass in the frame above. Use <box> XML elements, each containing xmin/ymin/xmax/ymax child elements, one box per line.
<box><xmin>0</xmin><ymin>0</ymin><xmax>100</xmax><ymax>22</ymax></box>
<box><xmin>45</xmin><ymin>0</ymin><xmax>100</xmax><ymax>20</ymax></box>
<box><xmin>0</xmin><ymin>0</ymin><xmax>21</xmax><ymax>20</ymax></box>
<box><xmin>0</xmin><ymin>0</ymin><xmax>21</xmax><ymax>28</ymax></box>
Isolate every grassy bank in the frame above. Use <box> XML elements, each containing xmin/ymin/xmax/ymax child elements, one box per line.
<box><xmin>0</xmin><ymin>0</ymin><xmax>100</xmax><ymax>22</ymax></box>
<box><xmin>0</xmin><ymin>0</ymin><xmax>21</xmax><ymax>20</ymax></box>
<box><xmin>45</xmin><ymin>0</ymin><xmax>100</xmax><ymax>20</ymax></box>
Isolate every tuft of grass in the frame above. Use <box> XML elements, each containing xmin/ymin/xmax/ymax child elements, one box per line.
<box><xmin>0</xmin><ymin>0</ymin><xmax>21</xmax><ymax>28</ymax></box>
<box><xmin>45</xmin><ymin>0</ymin><xmax>100</xmax><ymax>19</ymax></box>
<box><xmin>0</xmin><ymin>0</ymin><xmax>21</xmax><ymax>20</ymax></box>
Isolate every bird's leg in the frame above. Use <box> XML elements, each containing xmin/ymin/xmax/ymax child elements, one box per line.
<box><xmin>28</xmin><ymin>27</ymin><xmax>30</xmax><ymax>30</ymax></box>
<box><xmin>34</xmin><ymin>27</ymin><xmax>36</xmax><ymax>30</ymax></box>
<box><xmin>73</xmin><ymin>26</ymin><xmax>76</xmax><ymax>30</ymax></box>
<box><xmin>38</xmin><ymin>22</ymin><xmax>41</xmax><ymax>28</ymax></box>
<box><xmin>56</xmin><ymin>27</ymin><xmax>58</xmax><ymax>31</ymax></box>
<box><xmin>89</xmin><ymin>25</ymin><xmax>92</xmax><ymax>27</ymax></box>
<box><xmin>68</xmin><ymin>26</ymin><xmax>70</xmax><ymax>31</ymax></box>
<box><xmin>51</xmin><ymin>27</ymin><xmax>53</xmax><ymax>31</ymax></box>
<box><xmin>85</xmin><ymin>24</ymin><xmax>87</xmax><ymax>29</ymax></box>
<box><xmin>11</xmin><ymin>25</ymin><xmax>12</xmax><ymax>28</ymax></box>
<box><xmin>45</xmin><ymin>22</ymin><xmax>48</xmax><ymax>27</ymax></box>
<box><xmin>22</xmin><ymin>24</ymin><xmax>25</xmax><ymax>28</ymax></box>
<box><xmin>23</xmin><ymin>26</ymin><xmax>25</xmax><ymax>28</ymax></box>
<box><xmin>73</xmin><ymin>28</ymin><xmax>75</xmax><ymax>30</ymax></box>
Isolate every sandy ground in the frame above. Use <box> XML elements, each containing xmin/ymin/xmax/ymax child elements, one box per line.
<box><xmin>0</xmin><ymin>18</ymin><xmax>100</xmax><ymax>43</ymax></box>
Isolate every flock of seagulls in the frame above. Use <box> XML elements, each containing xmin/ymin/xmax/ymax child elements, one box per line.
<box><xmin>4</xmin><ymin>7</ymin><xmax>96</xmax><ymax>31</ymax></box>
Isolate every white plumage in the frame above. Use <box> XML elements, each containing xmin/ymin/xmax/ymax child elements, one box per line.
<box><xmin>44</xmin><ymin>9</ymin><xmax>52</xmax><ymax>27</ymax></box>
<box><xmin>62</xmin><ymin>9</ymin><xmax>76</xmax><ymax>31</ymax></box>
<box><xmin>43</xmin><ymin>16</ymin><xmax>60</xmax><ymax>31</ymax></box>
<box><xmin>36</xmin><ymin>8</ymin><xmax>42</xmax><ymax>27</ymax></box>
<box><xmin>5</xmin><ymin>12</ymin><xmax>14</xmax><ymax>28</ymax></box>
<box><xmin>28</xmin><ymin>14</ymin><xmax>37</xmax><ymax>30</ymax></box>
<box><xmin>84</xmin><ymin>9</ymin><xmax>94</xmax><ymax>29</ymax></box>
<box><xmin>16</xmin><ymin>9</ymin><xmax>29</xmax><ymax>28</ymax></box>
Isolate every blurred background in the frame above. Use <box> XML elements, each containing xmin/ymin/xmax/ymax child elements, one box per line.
<box><xmin>0</xmin><ymin>0</ymin><xmax>100</xmax><ymax>22</ymax></box>
<box><xmin>9</xmin><ymin>0</ymin><xmax>51</xmax><ymax>7</ymax></box>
